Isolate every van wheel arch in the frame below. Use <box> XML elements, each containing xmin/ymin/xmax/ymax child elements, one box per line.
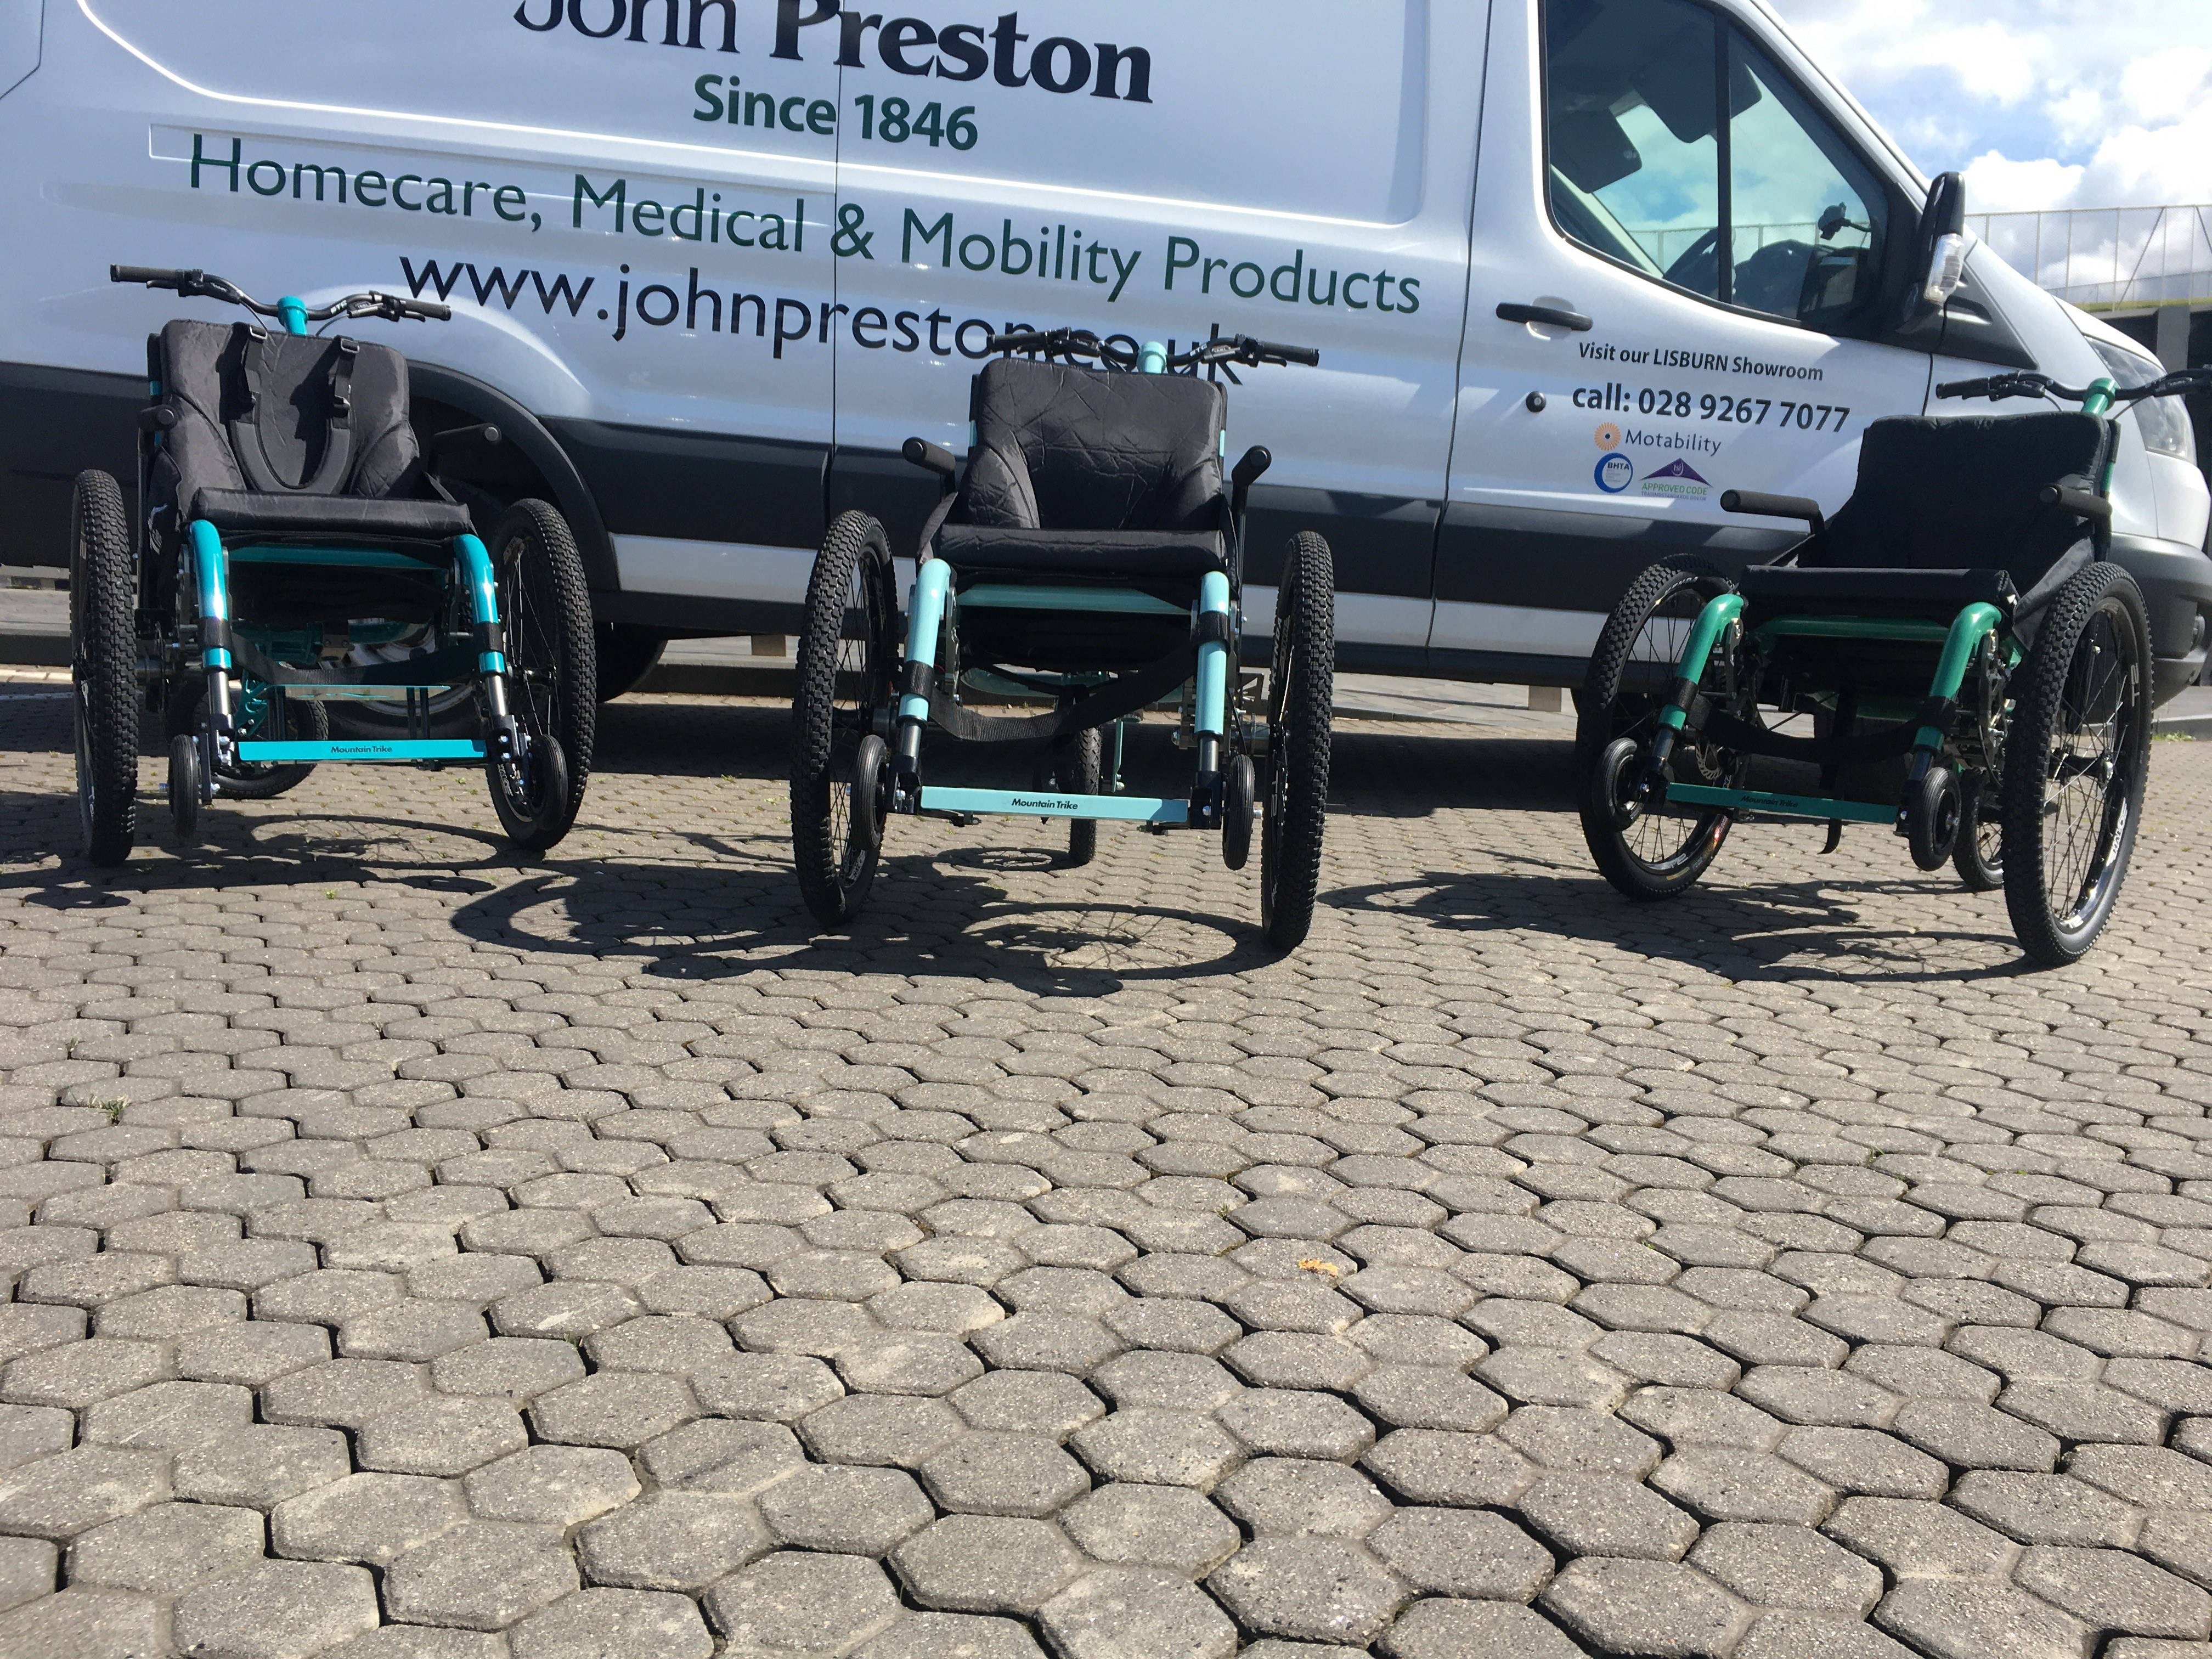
<box><xmin>407</xmin><ymin>363</ymin><xmax>617</xmax><ymax>593</ymax></box>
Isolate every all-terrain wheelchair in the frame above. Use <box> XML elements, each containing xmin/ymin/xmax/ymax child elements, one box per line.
<box><xmin>789</xmin><ymin>329</ymin><xmax>1335</xmax><ymax>950</ymax></box>
<box><xmin>71</xmin><ymin>266</ymin><xmax>595</xmax><ymax>865</ymax></box>
<box><xmin>1578</xmin><ymin>366</ymin><xmax>2207</xmax><ymax>965</ymax></box>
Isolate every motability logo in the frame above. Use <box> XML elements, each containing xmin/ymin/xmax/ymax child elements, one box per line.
<box><xmin>1639</xmin><ymin>459</ymin><xmax>1710</xmax><ymax>499</ymax></box>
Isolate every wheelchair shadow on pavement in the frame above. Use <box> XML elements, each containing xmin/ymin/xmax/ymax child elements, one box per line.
<box><xmin>1325</xmin><ymin>853</ymin><xmax>2032</xmax><ymax>985</ymax></box>
<box><xmin>446</xmin><ymin>834</ymin><xmax>1274</xmax><ymax>997</ymax></box>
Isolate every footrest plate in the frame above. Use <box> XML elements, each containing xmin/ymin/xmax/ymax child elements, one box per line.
<box><xmin>919</xmin><ymin>787</ymin><xmax>1189</xmax><ymax>826</ymax></box>
<box><xmin>235</xmin><ymin>740</ymin><xmax>486</xmax><ymax>763</ymax></box>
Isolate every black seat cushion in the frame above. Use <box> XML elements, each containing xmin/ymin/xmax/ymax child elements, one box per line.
<box><xmin>958</xmin><ymin>358</ymin><xmax>1227</xmax><ymax>535</ymax></box>
<box><xmin>191</xmin><ymin>489</ymin><xmax>472</xmax><ymax>544</ymax></box>
<box><xmin>1740</xmin><ymin>564</ymin><xmax>2018</xmax><ymax>621</ymax></box>
<box><xmin>1814</xmin><ymin>411</ymin><xmax>2110</xmax><ymax>595</ymax></box>
<box><xmin>148</xmin><ymin>319</ymin><xmax>460</xmax><ymax>545</ymax></box>
<box><xmin>937</xmin><ymin>525</ymin><xmax>1226</xmax><ymax>585</ymax></box>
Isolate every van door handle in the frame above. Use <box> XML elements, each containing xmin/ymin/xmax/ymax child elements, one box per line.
<box><xmin>1497</xmin><ymin>302</ymin><xmax>1593</xmax><ymax>332</ymax></box>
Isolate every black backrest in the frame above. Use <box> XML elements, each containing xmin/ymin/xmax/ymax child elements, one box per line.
<box><xmin>960</xmin><ymin>358</ymin><xmax>1227</xmax><ymax>534</ymax></box>
<box><xmin>146</xmin><ymin>319</ymin><xmax>426</xmax><ymax>523</ymax></box>
<box><xmin>1816</xmin><ymin>411</ymin><xmax>2112</xmax><ymax>583</ymax></box>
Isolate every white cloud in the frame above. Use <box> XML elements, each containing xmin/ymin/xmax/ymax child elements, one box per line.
<box><xmin>1767</xmin><ymin>0</ymin><xmax>2212</xmax><ymax>211</ymax></box>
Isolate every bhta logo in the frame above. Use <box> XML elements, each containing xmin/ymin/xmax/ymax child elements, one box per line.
<box><xmin>1595</xmin><ymin>453</ymin><xmax>1633</xmax><ymax>493</ymax></box>
<box><xmin>516</xmin><ymin>1</ymin><xmax>1153</xmax><ymax>101</ymax></box>
<box><xmin>1640</xmin><ymin>459</ymin><xmax>1709</xmax><ymax>499</ymax></box>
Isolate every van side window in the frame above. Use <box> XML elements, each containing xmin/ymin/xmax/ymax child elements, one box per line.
<box><xmin>1542</xmin><ymin>0</ymin><xmax>1888</xmax><ymax>330</ymax></box>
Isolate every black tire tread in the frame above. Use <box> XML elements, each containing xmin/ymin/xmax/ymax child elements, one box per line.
<box><xmin>2001</xmin><ymin>561</ymin><xmax>2151</xmax><ymax>966</ymax></box>
<box><xmin>1065</xmin><ymin>726</ymin><xmax>1101</xmax><ymax>868</ymax></box>
<box><xmin>1262</xmin><ymin>531</ymin><xmax>1334</xmax><ymax>951</ymax></box>
<box><xmin>71</xmin><ymin>470</ymin><xmax>138</xmax><ymax>867</ymax></box>
<box><xmin>792</xmin><ymin>511</ymin><xmax>893</xmax><ymax>926</ymax></box>
<box><xmin>490</xmin><ymin>498</ymin><xmax>596</xmax><ymax>851</ymax></box>
<box><xmin>1576</xmin><ymin>558</ymin><xmax>1736</xmax><ymax>901</ymax></box>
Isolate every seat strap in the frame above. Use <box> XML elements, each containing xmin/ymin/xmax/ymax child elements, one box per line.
<box><xmin>915</xmin><ymin>490</ymin><xmax>960</xmax><ymax>562</ymax></box>
<box><xmin>1700</xmin><ymin>707</ymin><xmax>1922</xmax><ymax>766</ymax></box>
<box><xmin>926</xmin><ymin>640</ymin><xmax>1201</xmax><ymax>743</ymax></box>
<box><xmin>227</xmin><ymin>330</ymin><xmax>358</xmax><ymax>496</ymax></box>
<box><xmin>229</xmin><ymin>633</ymin><xmax>479</xmax><ymax>690</ymax></box>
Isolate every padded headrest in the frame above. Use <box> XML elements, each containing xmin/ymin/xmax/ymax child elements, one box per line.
<box><xmin>960</xmin><ymin>358</ymin><xmax>1227</xmax><ymax>535</ymax></box>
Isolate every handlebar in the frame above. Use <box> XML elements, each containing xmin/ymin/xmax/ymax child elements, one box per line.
<box><xmin>110</xmin><ymin>264</ymin><xmax>449</xmax><ymax>325</ymax></box>
<box><xmin>1937</xmin><ymin>368</ymin><xmax>2212</xmax><ymax>405</ymax></box>
<box><xmin>986</xmin><ymin>326</ymin><xmax>1319</xmax><ymax>376</ymax></box>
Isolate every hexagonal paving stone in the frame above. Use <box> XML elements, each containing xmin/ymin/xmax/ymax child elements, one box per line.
<box><xmin>1368</xmin><ymin>1508</ymin><xmax>1555</xmax><ymax>1600</ymax></box>
<box><xmin>757</xmin><ymin>1462</ymin><xmax>934</xmax><ymax>1555</ymax></box>
<box><xmin>704</xmin><ymin>1550</ymin><xmax>901</xmax><ymax>1652</ymax></box>
<box><xmin>508</xmin><ymin>1588</ymin><xmax>714</xmax><ymax>1659</ymax></box>
<box><xmin>1542</xmin><ymin>1558</ymin><xmax>1750</xmax><ymax>1659</ymax></box>
<box><xmin>1035</xmin><ymin>1567</ymin><xmax>1239</xmax><ymax>1659</ymax></box>
<box><xmin>355</xmin><ymin>1396</ymin><xmax>529</xmax><ymax>1477</ymax></box>
<box><xmin>1069</xmin><ymin>1410</ymin><xmax>1245</xmax><ymax>1491</ymax></box>
<box><xmin>1688</xmin><ymin>1522</ymin><xmax>1886</xmax><ymax>1618</ymax></box>
<box><xmin>383</xmin><ymin>1520</ymin><xmax>580</xmax><ymax>1631</ymax></box>
<box><xmin>1214</xmin><ymin>1457</ymin><xmax>1396</xmax><ymax>1538</ymax></box>
<box><xmin>528</xmin><ymin>1370</ymin><xmax>698</xmax><ymax>1449</ymax></box>
<box><xmin>575</xmin><ymin>1490</ymin><xmax>774</xmax><ymax>1590</ymax></box>
<box><xmin>462</xmin><ymin>1446</ymin><xmax>640</xmax><ymax>1526</ymax></box>
<box><xmin>66</xmin><ymin>1501</ymin><xmax>266</xmax><ymax>1597</ymax></box>
<box><xmin>1059</xmin><ymin>1484</ymin><xmax>1240</xmax><ymax>1576</ymax></box>
<box><xmin>172</xmin><ymin>1559</ymin><xmax>380</xmax><ymax>1659</ymax></box>
<box><xmin>893</xmin><ymin>1514</ymin><xmax>1085</xmax><ymax>1615</ymax></box>
<box><xmin>799</xmin><ymin>1393</ymin><xmax>966</xmax><ymax>1468</ymax></box>
<box><xmin>919</xmin><ymin>1432</ymin><xmax>1091</xmax><ymax>1517</ymax></box>
<box><xmin>1207</xmin><ymin>1537</ymin><xmax>1410</xmax><ymax>1645</ymax></box>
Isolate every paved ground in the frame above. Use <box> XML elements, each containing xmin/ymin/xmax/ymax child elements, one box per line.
<box><xmin>3</xmin><ymin>676</ymin><xmax>2212</xmax><ymax>1659</ymax></box>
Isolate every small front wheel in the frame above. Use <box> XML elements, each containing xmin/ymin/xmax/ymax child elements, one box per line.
<box><xmin>1058</xmin><ymin>726</ymin><xmax>1102</xmax><ymax>868</ymax></box>
<box><xmin>1904</xmin><ymin>765</ymin><xmax>1961</xmax><ymax>872</ymax></box>
<box><xmin>792</xmin><ymin>512</ymin><xmax>899</xmax><ymax>927</ymax></box>
<box><xmin>1951</xmin><ymin>770</ymin><xmax>2004</xmax><ymax>890</ymax></box>
<box><xmin>1260</xmin><ymin>532</ymin><xmax>1334</xmax><ymax>951</ymax></box>
<box><xmin>70</xmin><ymin>470</ymin><xmax>140</xmax><ymax>867</ymax></box>
<box><xmin>1222</xmin><ymin>753</ymin><xmax>1256</xmax><ymax>871</ymax></box>
<box><xmin>2002</xmin><ymin>562</ymin><xmax>2151</xmax><ymax>966</ymax></box>
<box><xmin>168</xmin><ymin>732</ymin><xmax>202</xmax><ymax>841</ymax></box>
<box><xmin>1576</xmin><ymin>558</ymin><xmax>1740</xmax><ymax>901</ymax></box>
<box><xmin>486</xmin><ymin>500</ymin><xmax>596</xmax><ymax>853</ymax></box>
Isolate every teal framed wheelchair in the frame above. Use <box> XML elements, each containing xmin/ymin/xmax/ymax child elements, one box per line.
<box><xmin>1578</xmin><ymin>366</ymin><xmax>2207</xmax><ymax>966</ymax></box>
<box><xmin>789</xmin><ymin>328</ymin><xmax>1335</xmax><ymax>951</ymax></box>
<box><xmin>71</xmin><ymin>266</ymin><xmax>595</xmax><ymax>866</ymax></box>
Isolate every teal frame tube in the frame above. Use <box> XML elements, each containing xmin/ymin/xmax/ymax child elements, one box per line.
<box><xmin>1195</xmin><ymin>570</ymin><xmax>1232</xmax><ymax>739</ymax></box>
<box><xmin>1915</xmin><ymin>601</ymin><xmax>2004</xmax><ymax>749</ymax></box>
<box><xmin>455</xmin><ymin>534</ymin><xmax>506</xmax><ymax>673</ymax></box>
<box><xmin>1667</xmin><ymin>783</ymin><xmax>1893</xmax><ymax>824</ymax></box>
<box><xmin>904</xmin><ymin>558</ymin><xmax>952</xmax><ymax>725</ymax></box>
<box><xmin>278</xmin><ymin>296</ymin><xmax>309</xmax><ymax>336</ymax></box>
<box><xmin>1658</xmin><ymin>592</ymin><xmax>1744</xmax><ymax>730</ymax></box>
<box><xmin>1141</xmin><ymin>341</ymin><xmax>1167</xmax><ymax>374</ymax></box>
<box><xmin>188</xmin><ymin>518</ymin><xmax>232</xmax><ymax>670</ymax></box>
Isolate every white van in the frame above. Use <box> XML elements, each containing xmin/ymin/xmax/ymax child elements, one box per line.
<box><xmin>5</xmin><ymin>0</ymin><xmax>2208</xmax><ymax>699</ymax></box>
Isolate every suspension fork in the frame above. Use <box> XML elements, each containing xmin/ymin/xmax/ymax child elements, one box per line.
<box><xmin>188</xmin><ymin>519</ymin><xmax>234</xmax><ymax>778</ymax></box>
<box><xmin>895</xmin><ymin>557</ymin><xmax>952</xmax><ymax>800</ymax></box>
<box><xmin>456</xmin><ymin>534</ymin><xmax>519</xmax><ymax>760</ymax></box>
<box><xmin>1640</xmin><ymin>592</ymin><xmax>1743</xmax><ymax>797</ymax></box>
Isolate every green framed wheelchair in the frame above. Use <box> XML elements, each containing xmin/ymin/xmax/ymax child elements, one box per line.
<box><xmin>71</xmin><ymin>266</ymin><xmax>595</xmax><ymax>866</ymax></box>
<box><xmin>1578</xmin><ymin>366</ymin><xmax>2208</xmax><ymax>966</ymax></box>
<box><xmin>789</xmin><ymin>328</ymin><xmax>1335</xmax><ymax>950</ymax></box>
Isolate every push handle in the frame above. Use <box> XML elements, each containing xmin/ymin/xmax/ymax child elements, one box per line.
<box><xmin>1934</xmin><ymin>376</ymin><xmax>1995</xmax><ymax>400</ymax></box>
<box><xmin>1247</xmin><ymin>340</ymin><xmax>1320</xmax><ymax>367</ymax></box>
<box><xmin>2039</xmin><ymin>484</ymin><xmax>2112</xmax><ymax>523</ymax></box>
<box><xmin>1497</xmin><ymin>301</ymin><xmax>1593</xmax><ymax>332</ymax></box>
<box><xmin>1230</xmin><ymin>444</ymin><xmax>1271</xmax><ymax>524</ymax></box>
<box><xmin>1720</xmin><ymin>489</ymin><xmax>1826</xmax><ymax>537</ymax></box>
<box><xmin>902</xmin><ymin>437</ymin><xmax>959</xmax><ymax>481</ymax></box>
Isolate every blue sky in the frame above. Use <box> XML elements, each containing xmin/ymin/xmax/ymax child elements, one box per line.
<box><xmin>1768</xmin><ymin>0</ymin><xmax>2212</xmax><ymax>212</ymax></box>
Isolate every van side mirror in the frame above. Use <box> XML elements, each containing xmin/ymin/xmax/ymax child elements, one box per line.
<box><xmin>1903</xmin><ymin>172</ymin><xmax>1967</xmax><ymax>327</ymax></box>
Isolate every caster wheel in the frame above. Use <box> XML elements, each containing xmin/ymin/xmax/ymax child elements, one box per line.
<box><xmin>1905</xmin><ymin>764</ymin><xmax>1961</xmax><ymax>872</ymax></box>
<box><xmin>1223</xmin><ymin>753</ymin><xmax>1255</xmax><ymax>870</ymax></box>
<box><xmin>168</xmin><ymin>732</ymin><xmax>202</xmax><ymax>841</ymax></box>
<box><xmin>851</xmin><ymin>733</ymin><xmax>888</xmax><ymax>855</ymax></box>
